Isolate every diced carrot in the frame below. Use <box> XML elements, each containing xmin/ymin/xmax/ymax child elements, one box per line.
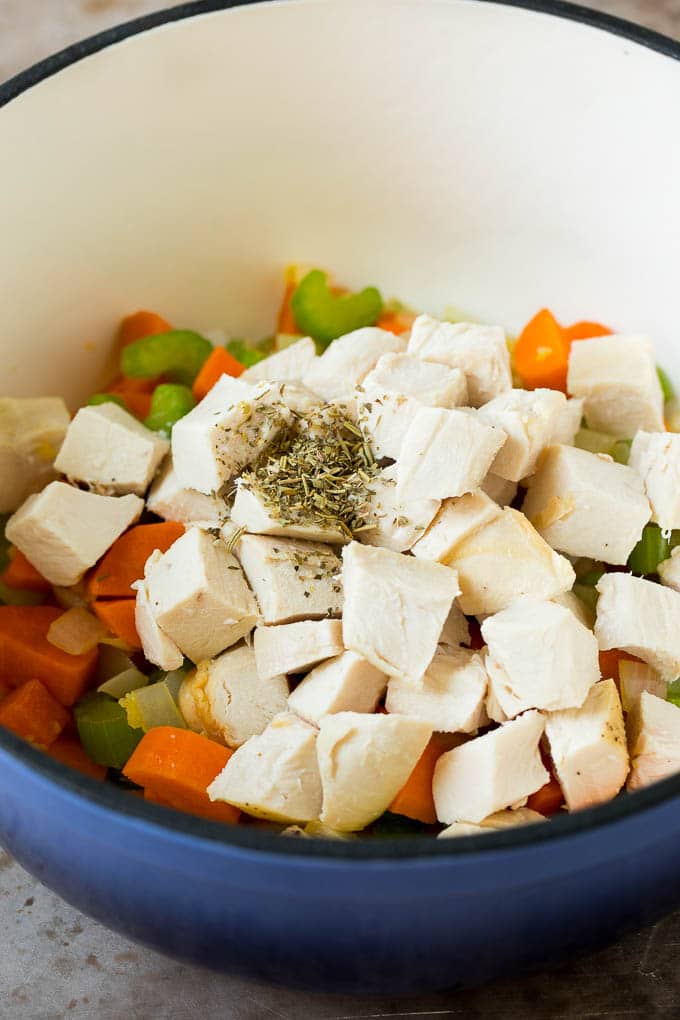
<box><xmin>375</xmin><ymin>310</ymin><xmax>416</xmax><ymax>336</ymax></box>
<box><xmin>123</xmin><ymin>727</ymin><xmax>240</xmax><ymax>824</ymax></box>
<box><xmin>0</xmin><ymin>550</ymin><xmax>52</xmax><ymax>593</ymax></box>
<box><xmin>527</xmin><ymin>775</ymin><xmax>564</xmax><ymax>816</ymax></box>
<box><xmin>0</xmin><ymin>606</ymin><xmax>98</xmax><ymax>706</ymax></box>
<box><xmin>277</xmin><ymin>281</ymin><xmax>301</xmax><ymax>336</ymax></box>
<box><xmin>467</xmin><ymin>618</ymin><xmax>484</xmax><ymax>651</ymax></box>
<box><xmin>87</xmin><ymin>522</ymin><xmax>184</xmax><ymax>599</ymax></box>
<box><xmin>92</xmin><ymin>599</ymin><xmax>141</xmax><ymax>651</ymax></box>
<box><xmin>192</xmin><ymin>347</ymin><xmax>244</xmax><ymax>401</ymax></box>
<box><xmin>563</xmin><ymin>321</ymin><xmax>613</xmax><ymax>342</ymax></box>
<box><xmin>118</xmin><ymin>310</ymin><xmax>172</xmax><ymax>349</ymax></box>
<box><xmin>599</xmin><ymin>649</ymin><xmax>640</xmax><ymax>683</ymax></box>
<box><xmin>513</xmin><ymin>308</ymin><xmax>571</xmax><ymax>392</ymax></box>
<box><xmin>46</xmin><ymin>734</ymin><xmax>107</xmax><ymax>780</ymax></box>
<box><xmin>105</xmin><ymin>376</ymin><xmax>155</xmax><ymax>419</ymax></box>
<box><xmin>0</xmin><ymin>679</ymin><xmax>70</xmax><ymax>748</ymax></box>
<box><xmin>389</xmin><ymin>734</ymin><xmax>450</xmax><ymax>825</ymax></box>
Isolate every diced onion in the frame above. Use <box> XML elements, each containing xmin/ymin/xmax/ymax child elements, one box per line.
<box><xmin>98</xmin><ymin>667</ymin><xmax>148</xmax><ymax>700</ymax></box>
<box><xmin>47</xmin><ymin>607</ymin><xmax>108</xmax><ymax>655</ymax></box>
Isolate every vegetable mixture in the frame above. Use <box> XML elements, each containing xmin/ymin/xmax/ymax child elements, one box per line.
<box><xmin>2</xmin><ymin>266</ymin><xmax>680</xmax><ymax>840</ymax></box>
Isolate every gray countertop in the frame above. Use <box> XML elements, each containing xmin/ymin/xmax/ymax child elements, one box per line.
<box><xmin>2</xmin><ymin>1</ymin><xmax>680</xmax><ymax>1017</ymax></box>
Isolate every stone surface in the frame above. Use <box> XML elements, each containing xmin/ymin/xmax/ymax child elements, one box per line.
<box><xmin>1</xmin><ymin>0</ymin><xmax>680</xmax><ymax>1016</ymax></box>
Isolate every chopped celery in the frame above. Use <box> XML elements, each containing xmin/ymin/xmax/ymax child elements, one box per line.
<box><xmin>146</xmin><ymin>667</ymin><xmax>188</xmax><ymax>702</ymax></box>
<box><xmin>74</xmin><ymin>693</ymin><xmax>143</xmax><ymax>769</ymax></box>
<box><xmin>574</xmin><ymin>428</ymin><xmax>617</xmax><ymax>457</ymax></box>
<box><xmin>628</xmin><ymin>524</ymin><xmax>673</xmax><ymax>576</ymax></box>
<box><xmin>667</xmin><ymin>677</ymin><xmax>680</xmax><ymax>708</ymax></box>
<box><xmin>578</xmin><ymin>568</ymin><xmax>605</xmax><ymax>587</ymax></box>
<box><xmin>572</xmin><ymin>583</ymin><xmax>599</xmax><ymax>614</ymax></box>
<box><xmin>657</xmin><ymin>366</ymin><xmax>675</xmax><ymax>402</ymax></box>
<box><xmin>144</xmin><ymin>383</ymin><xmax>195</xmax><ymax>434</ymax></box>
<box><xmin>611</xmin><ymin>439</ymin><xmax>632</xmax><ymax>465</ymax></box>
<box><xmin>87</xmin><ymin>393</ymin><xmax>126</xmax><ymax>409</ymax></box>
<box><xmin>96</xmin><ymin>644</ymin><xmax>135</xmax><ymax>683</ymax></box>
<box><xmin>290</xmin><ymin>270</ymin><xmax>383</xmax><ymax>349</ymax></box>
<box><xmin>120</xmin><ymin>330</ymin><xmax>212</xmax><ymax>386</ymax></box>
<box><xmin>120</xmin><ymin>680</ymin><xmax>186</xmax><ymax>732</ymax></box>
<box><xmin>98</xmin><ymin>666</ymin><xmax>148</xmax><ymax>700</ymax></box>
<box><xmin>226</xmin><ymin>339</ymin><xmax>267</xmax><ymax>368</ymax></box>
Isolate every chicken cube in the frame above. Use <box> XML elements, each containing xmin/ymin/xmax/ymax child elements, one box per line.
<box><xmin>171</xmin><ymin>376</ymin><xmax>291</xmax><ymax>494</ymax></box>
<box><xmin>386</xmin><ymin>648</ymin><xmax>488</xmax><ymax>733</ymax></box>
<box><xmin>54</xmin><ymin>403</ymin><xmax>168</xmax><ymax>496</ymax></box>
<box><xmin>229</xmin><ymin>482</ymin><xmax>348</xmax><ymax>544</ymax></box>
<box><xmin>629</xmin><ymin>431</ymin><xmax>680</xmax><ymax>533</ymax></box>
<box><xmin>235</xmin><ymin>534</ymin><xmax>342</xmax><ymax>625</ymax></box>
<box><xmin>240</xmin><ymin>337</ymin><xmax>317</xmax><ymax>383</ymax></box>
<box><xmin>302</xmin><ymin>327</ymin><xmax>405</xmax><ymax>402</ymax></box>
<box><xmin>288</xmin><ymin>651</ymin><xmax>387</xmax><ymax>725</ymax></box>
<box><xmin>595</xmin><ymin>573</ymin><xmax>680</xmax><ymax>681</ymax></box>
<box><xmin>5</xmin><ymin>481</ymin><xmax>143</xmax><ymax>587</ymax></box>
<box><xmin>438</xmin><ymin>602</ymin><xmax>470</xmax><ymax>650</ymax></box>
<box><xmin>552</xmin><ymin>590</ymin><xmax>594</xmax><ymax>630</ymax></box>
<box><xmin>133</xmin><ymin>556</ymin><xmax>184</xmax><ymax>671</ymax></box>
<box><xmin>146</xmin><ymin>457</ymin><xmax>226</xmax><ymax>528</ymax></box>
<box><xmin>481</xmin><ymin>473</ymin><xmax>518</xmax><ymax>508</ymax></box>
<box><xmin>481</xmin><ymin>597</ymin><xmax>600</xmax><ymax>716</ymax></box>
<box><xmin>0</xmin><ymin>396</ymin><xmax>70</xmax><ymax>513</ymax></box>
<box><xmin>477</xmin><ymin>388</ymin><xmax>570</xmax><ymax>482</ymax></box>
<box><xmin>658</xmin><ymin>548</ymin><xmax>680</xmax><ymax>593</ymax></box>
<box><xmin>550</xmin><ymin>397</ymin><xmax>584</xmax><ymax>446</ymax></box>
<box><xmin>317</xmin><ymin>712</ymin><xmax>432</xmax><ymax>831</ymax></box>
<box><xmin>178</xmin><ymin>644</ymin><xmax>288</xmax><ymax>747</ymax></box>
<box><xmin>342</xmin><ymin>542</ymin><xmax>459</xmax><ymax>681</ymax></box>
<box><xmin>358</xmin><ymin>389</ymin><xmax>422</xmax><ymax>460</ymax></box>
<box><xmin>567</xmin><ymin>334</ymin><xmax>664</xmax><ymax>438</ymax></box>
<box><xmin>143</xmin><ymin>526</ymin><xmax>259</xmax><ymax>663</ymax></box>
<box><xmin>407</xmin><ymin>315</ymin><xmax>512</xmax><ymax>406</ymax></box>
<box><xmin>362</xmin><ymin>352</ymin><xmax>467</xmax><ymax>408</ymax></box>
<box><xmin>253</xmin><ymin>619</ymin><xmax>344</xmax><ymax>681</ymax></box>
<box><xmin>627</xmin><ymin>691</ymin><xmax>680</xmax><ymax>791</ymax></box>
<box><xmin>446</xmin><ymin>508</ymin><xmax>575</xmax><ymax>616</ymax></box>
<box><xmin>439</xmin><ymin>807</ymin><xmax>545</xmax><ymax>837</ymax></box>
<box><xmin>545</xmin><ymin>678</ymin><xmax>629</xmax><ymax>811</ymax></box>
<box><xmin>359</xmin><ymin>464</ymin><xmax>440</xmax><ymax>553</ymax></box>
<box><xmin>396</xmin><ymin>408</ymin><xmax>505</xmax><ymax>503</ymax></box>
<box><xmin>522</xmin><ymin>445</ymin><xmax>651</xmax><ymax>565</ymax></box>
<box><xmin>208</xmin><ymin>713</ymin><xmax>322</xmax><ymax>822</ymax></box>
<box><xmin>432</xmin><ymin>711</ymin><xmax>548</xmax><ymax>824</ymax></box>
<box><xmin>411</xmin><ymin>491</ymin><xmax>501</xmax><ymax>563</ymax></box>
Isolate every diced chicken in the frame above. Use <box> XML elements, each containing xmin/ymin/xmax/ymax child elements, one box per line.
<box><xmin>253</xmin><ymin>619</ymin><xmax>344</xmax><ymax>681</ymax></box>
<box><xmin>595</xmin><ymin>573</ymin><xmax>680</xmax><ymax>681</ymax></box>
<box><xmin>362</xmin><ymin>352</ymin><xmax>467</xmax><ymax>408</ymax></box>
<box><xmin>545</xmin><ymin>678</ymin><xmax>629</xmax><ymax>811</ymax></box>
<box><xmin>477</xmin><ymin>388</ymin><xmax>569</xmax><ymax>482</ymax></box>
<box><xmin>439</xmin><ymin>807</ymin><xmax>545</xmax><ymax>838</ymax></box>
<box><xmin>342</xmin><ymin>542</ymin><xmax>459</xmax><ymax>681</ymax></box>
<box><xmin>658</xmin><ymin>548</ymin><xmax>680</xmax><ymax>593</ymax></box>
<box><xmin>438</xmin><ymin>602</ymin><xmax>470</xmax><ymax>650</ymax></box>
<box><xmin>359</xmin><ymin>464</ymin><xmax>440</xmax><ymax>553</ymax></box>
<box><xmin>550</xmin><ymin>397</ymin><xmax>584</xmax><ymax>446</ymax></box>
<box><xmin>143</xmin><ymin>527</ymin><xmax>259</xmax><ymax>663</ymax></box>
<box><xmin>627</xmin><ymin>691</ymin><xmax>680</xmax><ymax>791</ymax></box>
<box><xmin>302</xmin><ymin>327</ymin><xmax>406</xmax><ymax>402</ymax></box>
<box><xmin>171</xmin><ymin>376</ymin><xmax>291</xmax><ymax>494</ymax></box>
<box><xmin>485</xmin><ymin>679</ymin><xmax>510</xmax><ymax>724</ymax></box>
<box><xmin>522</xmin><ymin>445</ymin><xmax>651</xmax><ymax>565</ymax></box>
<box><xmin>277</xmin><ymin>381</ymin><xmax>323</xmax><ymax>416</ymax></box>
<box><xmin>481</xmin><ymin>473</ymin><xmax>518</xmax><ymax>508</ymax></box>
<box><xmin>386</xmin><ymin>648</ymin><xmax>488</xmax><ymax>733</ymax></box>
<box><xmin>230</xmin><ymin>482</ymin><xmax>348</xmax><ymax>544</ymax></box>
<box><xmin>481</xmin><ymin>597</ymin><xmax>600</xmax><ymax>716</ymax></box>
<box><xmin>316</xmin><ymin>712</ymin><xmax>432</xmax><ymax>831</ymax></box>
<box><xmin>567</xmin><ymin>334</ymin><xmax>664</xmax><ymax>438</ymax></box>
<box><xmin>133</xmin><ymin>557</ymin><xmax>184</xmax><ymax>670</ymax></box>
<box><xmin>396</xmin><ymin>408</ymin><xmax>505</xmax><ymax>503</ymax></box>
<box><xmin>358</xmin><ymin>389</ymin><xmax>421</xmax><ymax>460</ymax></box>
<box><xmin>446</xmin><ymin>508</ymin><xmax>575</xmax><ymax>616</ymax></box>
<box><xmin>552</xmin><ymin>590</ymin><xmax>594</xmax><ymax>629</ymax></box>
<box><xmin>0</xmin><ymin>396</ymin><xmax>70</xmax><ymax>513</ymax></box>
<box><xmin>240</xmin><ymin>337</ymin><xmax>317</xmax><ymax>383</ymax></box>
<box><xmin>5</xmin><ymin>481</ymin><xmax>143</xmax><ymax>586</ymax></box>
<box><xmin>54</xmin><ymin>403</ymin><xmax>168</xmax><ymax>496</ymax></box>
<box><xmin>235</xmin><ymin>534</ymin><xmax>342</xmax><ymax>625</ymax></box>
<box><xmin>208</xmin><ymin>713</ymin><xmax>322</xmax><ymax>822</ymax></box>
<box><xmin>178</xmin><ymin>644</ymin><xmax>288</xmax><ymax>747</ymax></box>
<box><xmin>411</xmin><ymin>491</ymin><xmax>501</xmax><ymax>563</ymax></box>
<box><xmin>433</xmin><ymin>711</ymin><xmax>548</xmax><ymax>824</ymax></box>
<box><xmin>629</xmin><ymin>431</ymin><xmax>680</xmax><ymax>533</ymax></box>
<box><xmin>407</xmin><ymin>315</ymin><xmax>512</xmax><ymax>406</ymax></box>
<box><xmin>618</xmin><ymin>659</ymin><xmax>666</xmax><ymax>713</ymax></box>
<box><xmin>146</xmin><ymin>457</ymin><xmax>226</xmax><ymax>528</ymax></box>
<box><xmin>288</xmin><ymin>651</ymin><xmax>387</xmax><ymax>725</ymax></box>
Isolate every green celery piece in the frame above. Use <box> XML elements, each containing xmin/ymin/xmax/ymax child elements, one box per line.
<box><xmin>628</xmin><ymin>524</ymin><xmax>672</xmax><ymax>576</ymax></box>
<box><xmin>611</xmin><ymin>439</ymin><xmax>632</xmax><ymax>465</ymax></box>
<box><xmin>96</xmin><ymin>645</ymin><xmax>135</xmax><ymax>684</ymax></box>
<box><xmin>574</xmin><ymin>428</ymin><xmax>617</xmax><ymax>456</ymax></box>
<box><xmin>87</xmin><ymin>393</ymin><xmax>126</xmax><ymax>409</ymax></box>
<box><xmin>146</xmin><ymin>667</ymin><xmax>188</xmax><ymax>702</ymax></box>
<box><xmin>667</xmin><ymin>677</ymin><xmax>680</xmax><ymax>698</ymax></box>
<box><xmin>120</xmin><ymin>681</ymin><xmax>187</xmax><ymax>732</ymax></box>
<box><xmin>121</xmin><ymin>330</ymin><xmax>212</xmax><ymax>386</ymax></box>
<box><xmin>226</xmin><ymin>339</ymin><xmax>267</xmax><ymax>368</ymax></box>
<box><xmin>144</xmin><ymin>383</ymin><xmax>195</xmax><ymax>435</ymax></box>
<box><xmin>74</xmin><ymin>693</ymin><xmax>143</xmax><ymax>769</ymax></box>
<box><xmin>657</xmin><ymin>366</ymin><xmax>675</xmax><ymax>402</ymax></box>
<box><xmin>291</xmin><ymin>270</ymin><xmax>383</xmax><ymax>349</ymax></box>
<box><xmin>98</xmin><ymin>666</ymin><xmax>148</xmax><ymax>700</ymax></box>
<box><xmin>572</xmin><ymin>583</ymin><xmax>599</xmax><ymax>614</ymax></box>
<box><xmin>577</xmin><ymin>568</ymin><xmax>605</xmax><ymax>587</ymax></box>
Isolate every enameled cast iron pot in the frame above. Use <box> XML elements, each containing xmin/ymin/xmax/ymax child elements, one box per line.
<box><xmin>1</xmin><ymin>0</ymin><xmax>679</xmax><ymax>993</ymax></box>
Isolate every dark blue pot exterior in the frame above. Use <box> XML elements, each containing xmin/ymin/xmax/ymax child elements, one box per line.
<box><xmin>1</xmin><ymin>738</ymin><xmax>679</xmax><ymax>994</ymax></box>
